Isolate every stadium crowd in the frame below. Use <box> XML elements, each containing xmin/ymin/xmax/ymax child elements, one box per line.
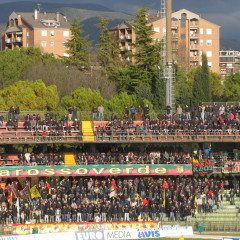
<box><xmin>95</xmin><ymin>104</ymin><xmax>240</xmax><ymax>137</ymax></box>
<box><xmin>0</xmin><ymin>148</ymin><xmax>237</xmax><ymax>166</ymax></box>
<box><xmin>0</xmin><ymin>176</ymin><xmax>237</xmax><ymax>224</ymax></box>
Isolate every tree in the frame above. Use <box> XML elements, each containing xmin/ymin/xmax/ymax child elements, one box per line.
<box><xmin>62</xmin><ymin>87</ymin><xmax>106</xmax><ymax>112</ymax></box>
<box><xmin>98</xmin><ymin>17</ymin><xmax>120</xmax><ymax>69</ymax></box>
<box><xmin>224</xmin><ymin>73</ymin><xmax>240</xmax><ymax>101</ymax></box>
<box><xmin>107</xmin><ymin>92</ymin><xmax>138</xmax><ymax>116</ymax></box>
<box><xmin>192</xmin><ymin>54</ymin><xmax>212</xmax><ymax>106</ymax></box>
<box><xmin>175</xmin><ymin>65</ymin><xmax>193</xmax><ymax>107</ymax></box>
<box><xmin>0</xmin><ymin>80</ymin><xmax>59</xmax><ymax>110</ymax></box>
<box><xmin>211</xmin><ymin>72</ymin><xmax>224</xmax><ymax>101</ymax></box>
<box><xmin>132</xmin><ymin>8</ymin><xmax>162</xmax><ymax>72</ymax></box>
<box><xmin>65</xmin><ymin>19</ymin><xmax>91</xmax><ymax>69</ymax></box>
<box><xmin>0</xmin><ymin>47</ymin><xmax>55</xmax><ymax>88</ymax></box>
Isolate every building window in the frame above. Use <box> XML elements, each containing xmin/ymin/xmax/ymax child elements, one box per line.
<box><xmin>41</xmin><ymin>30</ymin><xmax>47</xmax><ymax>37</ymax></box>
<box><xmin>181</xmin><ymin>13</ymin><xmax>187</xmax><ymax>28</ymax></box>
<box><xmin>50</xmin><ymin>31</ymin><xmax>55</xmax><ymax>36</ymax></box>
<box><xmin>206</xmin><ymin>40</ymin><xmax>212</xmax><ymax>46</ymax></box>
<box><xmin>63</xmin><ymin>31</ymin><xmax>69</xmax><ymax>37</ymax></box>
<box><xmin>41</xmin><ymin>41</ymin><xmax>47</xmax><ymax>48</ymax></box>
<box><xmin>181</xmin><ymin>34</ymin><xmax>186</xmax><ymax>40</ymax></box>
<box><xmin>26</xmin><ymin>32</ymin><xmax>29</xmax><ymax>37</ymax></box>
<box><xmin>206</xmin><ymin>28</ymin><xmax>212</xmax><ymax>35</ymax></box>
<box><xmin>206</xmin><ymin>51</ymin><xmax>212</xmax><ymax>57</ymax></box>
<box><xmin>163</xmin><ymin>28</ymin><xmax>166</xmax><ymax>33</ymax></box>
<box><xmin>154</xmin><ymin>27</ymin><xmax>160</xmax><ymax>33</ymax></box>
<box><xmin>200</xmin><ymin>28</ymin><xmax>204</xmax><ymax>35</ymax></box>
<box><xmin>50</xmin><ymin>42</ymin><xmax>55</xmax><ymax>47</ymax></box>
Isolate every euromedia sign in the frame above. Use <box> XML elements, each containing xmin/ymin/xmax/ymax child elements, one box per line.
<box><xmin>0</xmin><ymin>164</ymin><xmax>192</xmax><ymax>178</ymax></box>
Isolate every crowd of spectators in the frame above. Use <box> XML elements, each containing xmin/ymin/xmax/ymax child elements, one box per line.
<box><xmin>1</xmin><ymin>104</ymin><xmax>240</xmax><ymax>137</ymax></box>
<box><xmin>0</xmin><ymin>147</ymin><xmax>238</xmax><ymax>167</ymax></box>
<box><xmin>0</xmin><ymin>107</ymin><xmax>80</xmax><ymax>135</ymax></box>
<box><xmin>95</xmin><ymin>104</ymin><xmax>240</xmax><ymax>137</ymax></box>
<box><xmin>1</xmin><ymin>176</ymin><xmax>238</xmax><ymax>224</ymax></box>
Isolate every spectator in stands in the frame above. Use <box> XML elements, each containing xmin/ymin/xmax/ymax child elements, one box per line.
<box><xmin>97</xmin><ymin>105</ymin><xmax>104</xmax><ymax>121</ymax></box>
<box><xmin>0</xmin><ymin>114</ymin><xmax>4</xmax><ymax>127</ymax></box>
<box><xmin>0</xmin><ymin>176</ymin><xmax>231</xmax><ymax>224</ymax></box>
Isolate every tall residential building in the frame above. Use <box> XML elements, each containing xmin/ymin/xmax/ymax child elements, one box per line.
<box><xmin>111</xmin><ymin>9</ymin><xmax>220</xmax><ymax>73</ymax></box>
<box><xmin>219</xmin><ymin>50</ymin><xmax>240</xmax><ymax>77</ymax></box>
<box><xmin>1</xmin><ymin>10</ymin><xmax>71</xmax><ymax>57</ymax></box>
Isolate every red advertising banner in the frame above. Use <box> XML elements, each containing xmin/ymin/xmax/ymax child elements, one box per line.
<box><xmin>0</xmin><ymin>164</ymin><xmax>192</xmax><ymax>178</ymax></box>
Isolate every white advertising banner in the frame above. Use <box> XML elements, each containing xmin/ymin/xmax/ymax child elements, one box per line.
<box><xmin>160</xmin><ymin>225</ymin><xmax>193</xmax><ymax>237</ymax></box>
<box><xmin>104</xmin><ymin>229</ymin><xmax>138</xmax><ymax>240</ymax></box>
<box><xmin>0</xmin><ymin>232</ymin><xmax>76</xmax><ymax>240</ymax></box>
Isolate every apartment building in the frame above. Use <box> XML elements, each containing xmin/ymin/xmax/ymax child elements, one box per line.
<box><xmin>219</xmin><ymin>50</ymin><xmax>240</xmax><ymax>77</ymax></box>
<box><xmin>1</xmin><ymin>10</ymin><xmax>71</xmax><ymax>57</ymax></box>
<box><xmin>111</xmin><ymin>9</ymin><xmax>220</xmax><ymax>73</ymax></box>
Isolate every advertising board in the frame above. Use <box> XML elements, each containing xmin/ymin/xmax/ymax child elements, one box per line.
<box><xmin>0</xmin><ymin>164</ymin><xmax>192</xmax><ymax>178</ymax></box>
<box><xmin>76</xmin><ymin>230</ymin><xmax>104</xmax><ymax>240</ymax></box>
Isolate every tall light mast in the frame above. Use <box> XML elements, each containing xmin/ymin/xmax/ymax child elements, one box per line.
<box><xmin>161</xmin><ymin>0</ymin><xmax>175</xmax><ymax>113</ymax></box>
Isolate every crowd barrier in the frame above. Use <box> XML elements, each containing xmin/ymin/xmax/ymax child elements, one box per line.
<box><xmin>0</xmin><ymin>225</ymin><xmax>193</xmax><ymax>240</ymax></box>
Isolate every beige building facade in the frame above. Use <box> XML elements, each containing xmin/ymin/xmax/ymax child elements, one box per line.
<box><xmin>111</xmin><ymin>9</ymin><xmax>220</xmax><ymax>73</ymax></box>
<box><xmin>219</xmin><ymin>50</ymin><xmax>240</xmax><ymax>77</ymax></box>
<box><xmin>1</xmin><ymin>10</ymin><xmax>71</xmax><ymax>57</ymax></box>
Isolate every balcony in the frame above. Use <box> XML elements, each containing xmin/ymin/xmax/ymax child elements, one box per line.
<box><xmin>190</xmin><ymin>56</ymin><xmax>199</xmax><ymax>62</ymax></box>
<box><xmin>190</xmin><ymin>22</ymin><xmax>199</xmax><ymax>28</ymax></box>
<box><xmin>120</xmin><ymin>46</ymin><xmax>126</xmax><ymax>52</ymax></box>
<box><xmin>119</xmin><ymin>35</ymin><xmax>125</xmax><ymax>41</ymax></box>
<box><xmin>14</xmin><ymin>37</ymin><xmax>22</xmax><ymax>43</ymax></box>
<box><xmin>190</xmin><ymin>44</ymin><xmax>198</xmax><ymax>50</ymax></box>
<box><xmin>5</xmin><ymin>38</ymin><xmax>12</xmax><ymax>44</ymax></box>
<box><xmin>126</xmin><ymin>34</ymin><xmax>132</xmax><ymax>40</ymax></box>
<box><xmin>172</xmin><ymin>21</ymin><xmax>178</xmax><ymax>29</ymax></box>
<box><xmin>190</xmin><ymin>33</ymin><xmax>198</xmax><ymax>39</ymax></box>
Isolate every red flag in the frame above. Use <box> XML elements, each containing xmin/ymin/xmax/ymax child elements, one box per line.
<box><xmin>45</xmin><ymin>181</ymin><xmax>51</xmax><ymax>189</ymax></box>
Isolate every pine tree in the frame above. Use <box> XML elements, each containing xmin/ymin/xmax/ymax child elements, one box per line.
<box><xmin>192</xmin><ymin>53</ymin><xmax>212</xmax><ymax>106</ymax></box>
<box><xmin>98</xmin><ymin>17</ymin><xmax>120</xmax><ymax>69</ymax></box>
<box><xmin>201</xmin><ymin>53</ymin><xmax>212</xmax><ymax>101</ymax></box>
<box><xmin>65</xmin><ymin>18</ymin><xmax>90</xmax><ymax>69</ymax></box>
<box><xmin>132</xmin><ymin>8</ymin><xmax>164</xmax><ymax>111</ymax></box>
<box><xmin>132</xmin><ymin>8</ymin><xmax>162</xmax><ymax>72</ymax></box>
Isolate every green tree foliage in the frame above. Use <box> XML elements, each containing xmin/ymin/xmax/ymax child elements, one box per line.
<box><xmin>224</xmin><ymin>73</ymin><xmax>240</xmax><ymax>101</ymax></box>
<box><xmin>0</xmin><ymin>47</ymin><xmax>55</xmax><ymax>88</ymax></box>
<box><xmin>192</xmin><ymin>54</ymin><xmax>212</xmax><ymax>106</ymax></box>
<box><xmin>132</xmin><ymin>8</ymin><xmax>162</xmax><ymax>72</ymax></box>
<box><xmin>175</xmin><ymin>65</ymin><xmax>193</xmax><ymax>107</ymax></box>
<box><xmin>65</xmin><ymin>19</ymin><xmax>91</xmax><ymax>69</ymax></box>
<box><xmin>62</xmin><ymin>87</ymin><xmax>106</xmax><ymax>112</ymax></box>
<box><xmin>98</xmin><ymin>17</ymin><xmax>120</xmax><ymax>69</ymax></box>
<box><xmin>109</xmin><ymin>8</ymin><xmax>164</xmax><ymax>113</ymax></box>
<box><xmin>0</xmin><ymin>80</ymin><xmax>59</xmax><ymax>110</ymax></box>
<box><xmin>211</xmin><ymin>72</ymin><xmax>224</xmax><ymax>101</ymax></box>
<box><xmin>109</xmin><ymin>65</ymin><xmax>149</xmax><ymax>93</ymax></box>
<box><xmin>107</xmin><ymin>92</ymin><xmax>138</xmax><ymax>116</ymax></box>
